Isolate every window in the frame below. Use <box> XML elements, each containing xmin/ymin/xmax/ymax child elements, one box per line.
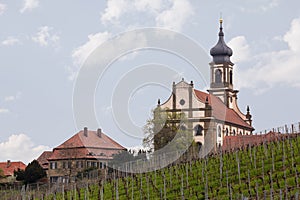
<box><xmin>50</xmin><ymin>162</ymin><xmax>57</xmax><ymax>169</ymax></box>
<box><xmin>233</xmin><ymin>130</ymin><xmax>236</xmax><ymax>136</ymax></box>
<box><xmin>76</xmin><ymin>161</ymin><xmax>83</xmax><ymax>168</ymax></box>
<box><xmin>179</xmin><ymin>99</ymin><xmax>185</xmax><ymax>105</ymax></box>
<box><xmin>194</xmin><ymin>125</ymin><xmax>203</xmax><ymax>136</ymax></box>
<box><xmin>225</xmin><ymin>128</ymin><xmax>229</xmax><ymax>136</ymax></box>
<box><xmin>99</xmin><ymin>162</ymin><xmax>103</xmax><ymax>169</ymax></box>
<box><xmin>217</xmin><ymin>126</ymin><xmax>222</xmax><ymax>137</ymax></box>
<box><xmin>229</xmin><ymin>70</ymin><xmax>233</xmax><ymax>84</ymax></box>
<box><xmin>215</xmin><ymin>69</ymin><xmax>222</xmax><ymax>83</ymax></box>
<box><xmin>196</xmin><ymin>142</ymin><xmax>202</xmax><ymax>152</ymax></box>
<box><xmin>180</xmin><ymin>125</ymin><xmax>187</xmax><ymax>131</ymax></box>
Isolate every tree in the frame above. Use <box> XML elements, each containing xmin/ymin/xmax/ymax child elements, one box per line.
<box><xmin>0</xmin><ymin>168</ymin><xmax>4</xmax><ymax>178</ymax></box>
<box><xmin>143</xmin><ymin>107</ymin><xmax>192</xmax><ymax>152</ymax></box>
<box><xmin>15</xmin><ymin>160</ymin><xmax>46</xmax><ymax>184</ymax></box>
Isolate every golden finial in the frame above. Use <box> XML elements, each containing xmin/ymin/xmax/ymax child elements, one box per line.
<box><xmin>219</xmin><ymin>12</ymin><xmax>223</xmax><ymax>24</ymax></box>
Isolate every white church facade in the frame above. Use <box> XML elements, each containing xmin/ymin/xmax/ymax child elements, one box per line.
<box><xmin>158</xmin><ymin>19</ymin><xmax>254</xmax><ymax>150</ymax></box>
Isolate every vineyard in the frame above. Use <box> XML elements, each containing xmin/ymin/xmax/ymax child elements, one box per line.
<box><xmin>2</xmin><ymin>134</ymin><xmax>300</xmax><ymax>199</ymax></box>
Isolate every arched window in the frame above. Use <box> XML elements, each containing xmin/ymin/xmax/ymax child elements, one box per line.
<box><xmin>217</xmin><ymin>126</ymin><xmax>222</xmax><ymax>137</ymax></box>
<box><xmin>196</xmin><ymin>142</ymin><xmax>202</xmax><ymax>152</ymax></box>
<box><xmin>229</xmin><ymin>70</ymin><xmax>233</xmax><ymax>85</ymax></box>
<box><xmin>225</xmin><ymin>128</ymin><xmax>229</xmax><ymax>136</ymax></box>
<box><xmin>233</xmin><ymin>129</ymin><xmax>236</xmax><ymax>136</ymax></box>
<box><xmin>194</xmin><ymin>125</ymin><xmax>203</xmax><ymax>136</ymax></box>
<box><xmin>180</xmin><ymin>125</ymin><xmax>186</xmax><ymax>131</ymax></box>
<box><xmin>215</xmin><ymin>69</ymin><xmax>222</xmax><ymax>83</ymax></box>
<box><xmin>239</xmin><ymin>131</ymin><xmax>243</xmax><ymax>135</ymax></box>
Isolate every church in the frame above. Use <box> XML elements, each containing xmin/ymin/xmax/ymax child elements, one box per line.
<box><xmin>157</xmin><ymin>19</ymin><xmax>254</xmax><ymax>152</ymax></box>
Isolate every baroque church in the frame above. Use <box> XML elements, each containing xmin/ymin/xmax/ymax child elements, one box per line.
<box><xmin>158</xmin><ymin>19</ymin><xmax>254</xmax><ymax>151</ymax></box>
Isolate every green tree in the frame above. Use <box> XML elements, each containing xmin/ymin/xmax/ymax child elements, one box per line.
<box><xmin>15</xmin><ymin>160</ymin><xmax>46</xmax><ymax>184</ymax></box>
<box><xmin>143</xmin><ymin>107</ymin><xmax>192</xmax><ymax>151</ymax></box>
<box><xmin>0</xmin><ymin>168</ymin><xmax>5</xmax><ymax>178</ymax></box>
<box><xmin>14</xmin><ymin>168</ymin><xmax>25</xmax><ymax>181</ymax></box>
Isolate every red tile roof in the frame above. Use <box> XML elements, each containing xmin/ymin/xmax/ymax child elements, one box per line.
<box><xmin>37</xmin><ymin>151</ymin><xmax>52</xmax><ymax>170</ymax></box>
<box><xmin>48</xmin><ymin>130</ymin><xmax>126</xmax><ymax>161</ymax></box>
<box><xmin>194</xmin><ymin>89</ymin><xmax>253</xmax><ymax>130</ymax></box>
<box><xmin>222</xmin><ymin>131</ymin><xmax>293</xmax><ymax>151</ymax></box>
<box><xmin>0</xmin><ymin>161</ymin><xmax>26</xmax><ymax>176</ymax></box>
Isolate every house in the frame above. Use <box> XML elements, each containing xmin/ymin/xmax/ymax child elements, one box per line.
<box><xmin>37</xmin><ymin>151</ymin><xmax>53</xmax><ymax>176</ymax></box>
<box><xmin>0</xmin><ymin>160</ymin><xmax>26</xmax><ymax>183</ymax></box>
<box><xmin>157</xmin><ymin>19</ymin><xmax>254</xmax><ymax>153</ymax></box>
<box><xmin>45</xmin><ymin>127</ymin><xmax>126</xmax><ymax>183</ymax></box>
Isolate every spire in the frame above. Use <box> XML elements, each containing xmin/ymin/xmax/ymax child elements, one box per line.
<box><xmin>210</xmin><ymin>18</ymin><xmax>233</xmax><ymax>65</ymax></box>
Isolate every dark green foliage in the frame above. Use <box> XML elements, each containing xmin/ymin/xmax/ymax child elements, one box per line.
<box><xmin>15</xmin><ymin>160</ymin><xmax>46</xmax><ymax>184</ymax></box>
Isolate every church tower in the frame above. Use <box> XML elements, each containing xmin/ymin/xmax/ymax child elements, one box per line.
<box><xmin>207</xmin><ymin>18</ymin><xmax>237</xmax><ymax>109</ymax></box>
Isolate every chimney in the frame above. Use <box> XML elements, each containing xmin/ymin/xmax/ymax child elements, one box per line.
<box><xmin>84</xmin><ymin>127</ymin><xmax>88</xmax><ymax>137</ymax></box>
<box><xmin>7</xmin><ymin>160</ymin><xmax>11</xmax><ymax>168</ymax></box>
<box><xmin>97</xmin><ymin>128</ymin><xmax>102</xmax><ymax>138</ymax></box>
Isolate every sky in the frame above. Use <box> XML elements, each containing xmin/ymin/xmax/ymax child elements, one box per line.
<box><xmin>0</xmin><ymin>0</ymin><xmax>300</xmax><ymax>164</ymax></box>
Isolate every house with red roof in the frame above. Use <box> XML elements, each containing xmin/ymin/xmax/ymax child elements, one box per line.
<box><xmin>43</xmin><ymin>127</ymin><xmax>126</xmax><ymax>183</ymax></box>
<box><xmin>0</xmin><ymin>160</ymin><xmax>26</xmax><ymax>183</ymax></box>
<box><xmin>157</xmin><ymin>19</ymin><xmax>254</xmax><ymax>153</ymax></box>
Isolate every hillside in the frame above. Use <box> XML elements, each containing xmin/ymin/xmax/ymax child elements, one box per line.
<box><xmin>2</xmin><ymin>134</ymin><xmax>300</xmax><ymax>199</ymax></box>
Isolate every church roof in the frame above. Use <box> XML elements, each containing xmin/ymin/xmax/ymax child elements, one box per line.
<box><xmin>48</xmin><ymin>129</ymin><xmax>126</xmax><ymax>161</ymax></box>
<box><xmin>210</xmin><ymin>19</ymin><xmax>233</xmax><ymax>65</ymax></box>
<box><xmin>194</xmin><ymin>89</ymin><xmax>253</xmax><ymax>129</ymax></box>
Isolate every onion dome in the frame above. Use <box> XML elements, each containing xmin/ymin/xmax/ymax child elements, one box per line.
<box><xmin>210</xmin><ymin>19</ymin><xmax>233</xmax><ymax>65</ymax></box>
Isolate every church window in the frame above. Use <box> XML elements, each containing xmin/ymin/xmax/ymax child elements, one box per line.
<box><xmin>194</xmin><ymin>125</ymin><xmax>203</xmax><ymax>136</ymax></box>
<box><xmin>229</xmin><ymin>70</ymin><xmax>233</xmax><ymax>84</ymax></box>
<box><xmin>215</xmin><ymin>69</ymin><xmax>222</xmax><ymax>83</ymax></box>
<box><xmin>196</xmin><ymin>142</ymin><xmax>202</xmax><ymax>152</ymax></box>
<box><xmin>217</xmin><ymin>126</ymin><xmax>222</xmax><ymax>137</ymax></box>
<box><xmin>179</xmin><ymin>99</ymin><xmax>185</xmax><ymax>105</ymax></box>
<box><xmin>225</xmin><ymin>128</ymin><xmax>229</xmax><ymax>136</ymax></box>
<box><xmin>180</xmin><ymin>125</ymin><xmax>186</xmax><ymax>131</ymax></box>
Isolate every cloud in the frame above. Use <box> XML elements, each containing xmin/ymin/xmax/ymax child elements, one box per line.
<box><xmin>239</xmin><ymin>0</ymin><xmax>280</xmax><ymax>13</ymax></box>
<box><xmin>2</xmin><ymin>37</ymin><xmax>21</xmax><ymax>46</ymax></box>
<box><xmin>234</xmin><ymin>17</ymin><xmax>300</xmax><ymax>92</ymax></box>
<box><xmin>0</xmin><ymin>108</ymin><xmax>10</xmax><ymax>114</ymax></box>
<box><xmin>155</xmin><ymin>0</ymin><xmax>194</xmax><ymax>31</ymax></box>
<box><xmin>0</xmin><ymin>134</ymin><xmax>50</xmax><ymax>164</ymax></box>
<box><xmin>100</xmin><ymin>0</ymin><xmax>193</xmax><ymax>31</ymax></box>
<box><xmin>32</xmin><ymin>26</ymin><xmax>60</xmax><ymax>47</ymax></box>
<box><xmin>4</xmin><ymin>92</ymin><xmax>22</xmax><ymax>102</ymax></box>
<box><xmin>0</xmin><ymin>3</ymin><xmax>7</xmax><ymax>15</ymax></box>
<box><xmin>20</xmin><ymin>0</ymin><xmax>39</xmax><ymax>13</ymax></box>
<box><xmin>228</xmin><ymin>36</ymin><xmax>250</xmax><ymax>63</ymax></box>
<box><xmin>69</xmin><ymin>32</ymin><xmax>111</xmax><ymax>80</ymax></box>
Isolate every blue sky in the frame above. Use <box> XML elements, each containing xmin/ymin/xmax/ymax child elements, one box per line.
<box><xmin>0</xmin><ymin>0</ymin><xmax>300</xmax><ymax>164</ymax></box>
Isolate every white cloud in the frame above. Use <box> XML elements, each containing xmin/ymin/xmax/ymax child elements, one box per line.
<box><xmin>32</xmin><ymin>26</ymin><xmax>60</xmax><ymax>47</ymax></box>
<box><xmin>20</xmin><ymin>0</ymin><xmax>39</xmax><ymax>13</ymax></box>
<box><xmin>100</xmin><ymin>0</ymin><xmax>193</xmax><ymax>31</ymax></box>
<box><xmin>155</xmin><ymin>0</ymin><xmax>194</xmax><ymax>31</ymax></box>
<box><xmin>234</xmin><ymin>17</ymin><xmax>300</xmax><ymax>91</ymax></box>
<box><xmin>2</xmin><ymin>37</ymin><xmax>21</xmax><ymax>46</ymax></box>
<box><xmin>0</xmin><ymin>3</ymin><xmax>7</xmax><ymax>15</ymax></box>
<box><xmin>0</xmin><ymin>134</ymin><xmax>50</xmax><ymax>164</ymax></box>
<box><xmin>239</xmin><ymin>0</ymin><xmax>280</xmax><ymax>12</ymax></box>
<box><xmin>228</xmin><ymin>36</ymin><xmax>250</xmax><ymax>63</ymax></box>
<box><xmin>101</xmin><ymin>0</ymin><xmax>129</xmax><ymax>25</ymax></box>
<box><xmin>4</xmin><ymin>92</ymin><xmax>22</xmax><ymax>102</ymax></box>
<box><xmin>69</xmin><ymin>32</ymin><xmax>111</xmax><ymax>80</ymax></box>
<box><xmin>0</xmin><ymin>108</ymin><xmax>9</xmax><ymax>114</ymax></box>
